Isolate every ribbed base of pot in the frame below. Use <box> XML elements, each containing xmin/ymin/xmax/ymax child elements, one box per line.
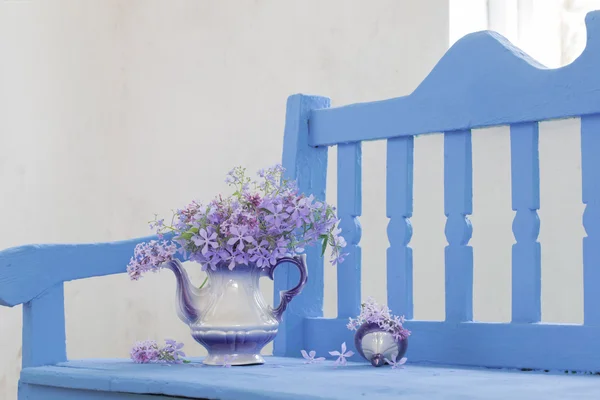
<box><xmin>203</xmin><ymin>353</ymin><xmax>265</xmax><ymax>366</ymax></box>
<box><xmin>192</xmin><ymin>328</ymin><xmax>277</xmax><ymax>365</ymax></box>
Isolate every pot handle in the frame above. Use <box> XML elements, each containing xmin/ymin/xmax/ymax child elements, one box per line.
<box><xmin>268</xmin><ymin>255</ymin><xmax>308</xmax><ymax>322</ymax></box>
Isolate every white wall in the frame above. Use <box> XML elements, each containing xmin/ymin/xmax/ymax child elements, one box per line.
<box><xmin>0</xmin><ymin>2</ymin><xmax>128</xmax><ymax>398</ymax></box>
<box><xmin>456</xmin><ymin>0</ymin><xmax>600</xmax><ymax>67</ymax></box>
<box><xmin>0</xmin><ymin>1</ymin><xmax>449</xmax><ymax>399</ymax></box>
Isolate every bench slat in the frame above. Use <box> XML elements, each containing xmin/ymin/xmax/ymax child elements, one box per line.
<box><xmin>337</xmin><ymin>142</ymin><xmax>362</xmax><ymax>318</ymax></box>
<box><xmin>444</xmin><ymin>130</ymin><xmax>474</xmax><ymax>322</ymax></box>
<box><xmin>305</xmin><ymin>318</ymin><xmax>600</xmax><ymax>372</ymax></box>
<box><xmin>19</xmin><ymin>357</ymin><xmax>600</xmax><ymax>400</ymax></box>
<box><xmin>582</xmin><ymin>115</ymin><xmax>600</xmax><ymax>326</ymax></box>
<box><xmin>386</xmin><ymin>136</ymin><xmax>414</xmax><ymax>319</ymax></box>
<box><xmin>510</xmin><ymin>122</ymin><xmax>541</xmax><ymax>323</ymax></box>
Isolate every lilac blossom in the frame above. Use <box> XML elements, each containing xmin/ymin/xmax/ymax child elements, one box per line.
<box><xmin>130</xmin><ymin>339</ymin><xmax>188</xmax><ymax>364</ymax></box>
<box><xmin>150</xmin><ymin>218</ymin><xmax>165</xmax><ymax>230</ymax></box>
<box><xmin>301</xmin><ymin>350</ymin><xmax>325</xmax><ymax>364</ymax></box>
<box><xmin>127</xmin><ymin>165</ymin><xmax>346</xmax><ymax>278</ymax></box>
<box><xmin>286</xmin><ymin>200</ymin><xmax>308</xmax><ymax>224</ymax></box>
<box><xmin>159</xmin><ymin>339</ymin><xmax>187</xmax><ymax>364</ymax></box>
<box><xmin>227</xmin><ymin>225</ymin><xmax>254</xmax><ymax>251</ymax></box>
<box><xmin>127</xmin><ymin>241</ymin><xmax>177</xmax><ymax>280</ymax></box>
<box><xmin>384</xmin><ymin>356</ymin><xmax>407</xmax><ymax>369</ymax></box>
<box><xmin>264</xmin><ymin>203</ymin><xmax>289</xmax><ymax>228</ymax></box>
<box><xmin>329</xmin><ymin>342</ymin><xmax>354</xmax><ymax>366</ymax></box>
<box><xmin>347</xmin><ymin>297</ymin><xmax>411</xmax><ymax>341</ymax></box>
<box><xmin>192</xmin><ymin>228</ymin><xmax>218</xmax><ymax>255</ymax></box>
<box><xmin>222</xmin><ymin>355</ymin><xmax>233</xmax><ymax>368</ymax></box>
<box><xmin>130</xmin><ymin>340</ymin><xmax>160</xmax><ymax>364</ymax></box>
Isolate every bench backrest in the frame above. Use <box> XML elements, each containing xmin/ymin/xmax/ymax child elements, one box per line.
<box><xmin>275</xmin><ymin>11</ymin><xmax>600</xmax><ymax>372</ymax></box>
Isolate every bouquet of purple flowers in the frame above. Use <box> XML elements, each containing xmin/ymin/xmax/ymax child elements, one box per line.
<box><xmin>347</xmin><ymin>298</ymin><xmax>411</xmax><ymax>341</ymax></box>
<box><xmin>127</xmin><ymin>165</ymin><xmax>346</xmax><ymax>279</ymax></box>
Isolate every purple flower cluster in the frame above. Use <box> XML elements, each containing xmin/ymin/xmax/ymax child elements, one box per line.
<box><xmin>127</xmin><ymin>165</ymin><xmax>347</xmax><ymax>279</ymax></box>
<box><xmin>127</xmin><ymin>240</ymin><xmax>178</xmax><ymax>280</ymax></box>
<box><xmin>130</xmin><ymin>340</ymin><xmax>159</xmax><ymax>363</ymax></box>
<box><xmin>130</xmin><ymin>339</ymin><xmax>187</xmax><ymax>364</ymax></box>
<box><xmin>347</xmin><ymin>297</ymin><xmax>411</xmax><ymax>341</ymax></box>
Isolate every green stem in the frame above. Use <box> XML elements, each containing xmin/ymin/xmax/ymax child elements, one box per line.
<box><xmin>148</xmin><ymin>221</ymin><xmax>178</xmax><ymax>232</ymax></box>
<box><xmin>199</xmin><ymin>276</ymin><xmax>209</xmax><ymax>289</ymax></box>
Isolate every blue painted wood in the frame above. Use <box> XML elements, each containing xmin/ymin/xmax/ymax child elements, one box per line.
<box><xmin>22</xmin><ymin>284</ymin><xmax>66</xmax><ymax>368</ymax></box>
<box><xmin>276</xmin><ymin>94</ymin><xmax>330</xmax><ymax>356</ymax></box>
<box><xmin>510</xmin><ymin>122</ymin><xmax>541</xmax><ymax>323</ymax></box>
<box><xmin>19</xmin><ymin>383</ymin><xmax>173</xmax><ymax>400</ymax></box>
<box><xmin>305</xmin><ymin>318</ymin><xmax>600</xmax><ymax>372</ymax></box>
<box><xmin>444</xmin><ymin>130</ymin><xmax>473</xmax><ymax>322</ymax></box>
<box><xmin>309</xmin><ymin>11</ymin><xmax>600</xmax><ymax>146</ymax></box>
<box><xmin>19</xmin><ymin>357</ymin><xmax>600</xmax><ymax>400</ymax></box>
<box><xmin>336</xmin><ymin>142</ymin><xmax>362</xmax><ymax>318</ymax></box>
<box><xmin>581</xmin><ymin>114</ymin><xmax>600</xmax><ymax>326</ymax></box>
<box><xmin>386</xmin><ymin>137</ymin><xmax>414</xmax><ymax>319</ymax></box>
<box><xmin>0</xmin><ymin>234</ymin><xmax>165</xmax><ymax>307</ymax></box>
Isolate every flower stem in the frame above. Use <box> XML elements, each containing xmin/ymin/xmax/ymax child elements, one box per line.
<box><xmin>199</xmin><ymin>276</ymin><xmax>208</xmax><ymax>289</ymax></box>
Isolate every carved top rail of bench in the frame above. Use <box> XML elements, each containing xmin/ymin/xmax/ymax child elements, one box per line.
<box><xmin>310</xmin><ymin>11</ymin><xmax>600</xmax><ymax>146</ymax></box>
<box><xmin>0</xmin><ymin>234</ymin><xmax>163</xmax><ymax>307</ymax></box>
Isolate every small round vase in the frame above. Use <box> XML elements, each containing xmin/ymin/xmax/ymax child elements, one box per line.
<box><xmin>354</xmin><ymin>322</ymin><xmax>408</xmax><ymax>367</ymax></box>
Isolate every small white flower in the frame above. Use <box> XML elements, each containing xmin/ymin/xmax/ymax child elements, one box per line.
<box><xmin>222</xmin><ymin>355</ymin><xmax>233</xmax><ymax>368</ymax></box>
<box><xmin>384</xmin><ymin>357</ymin><xmax>408</xmax><ymax>369</ymax></box>
<box><xmin>329</xmin><ymin>342</ymin><xmax>354</xmax><ymax>366</ymax></box>
<box><xmin>301</xmin><ymin>350</ymin><xmax>325</xmax><ymax>364</ymax></box>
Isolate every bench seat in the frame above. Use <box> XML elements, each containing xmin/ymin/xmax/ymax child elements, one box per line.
<box><xmin>19</xmin><ymin>357</ymin><xmax>600</xmax><ymax>399</ymax></box>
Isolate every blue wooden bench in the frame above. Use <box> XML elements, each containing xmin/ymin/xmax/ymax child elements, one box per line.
<box><xmin>3</xmin><ymin>11</ymin><xmax>600</xmax><ymax>400</ymax></box>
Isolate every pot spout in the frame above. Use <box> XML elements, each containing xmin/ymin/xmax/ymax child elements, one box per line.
<box><xmin>163</xmin><ymin>259</ymin><xmax>202</xmax><ymax>324</ymax></box>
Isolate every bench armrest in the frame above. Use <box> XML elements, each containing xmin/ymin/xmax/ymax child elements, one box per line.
<box><xmin>0</xmin><ymin>234</ymin><xmax>162</xmax><ymax>307</ymax></box>
<box><xmin>0</xmin><ymin>234</ymin><xmax>162</xmax><ymax>368</ymax></box>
